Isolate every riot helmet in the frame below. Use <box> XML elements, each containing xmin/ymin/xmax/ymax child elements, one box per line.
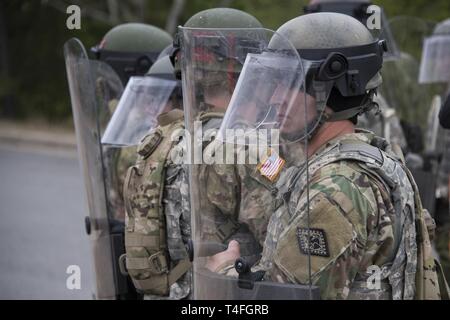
<box><xmin>218</xmin><ymin>12</ymin><xmax>386</xmax><ymax>147</ymax></box>
<box><xmin>92</xmin><ymin>23</ymin><xmax>173</xmax><ymax>85</ymax></box>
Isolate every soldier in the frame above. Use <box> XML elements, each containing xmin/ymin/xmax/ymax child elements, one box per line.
<box><xmin>91</xmin><ymin>22</ymin><xmax>173</xmax><ymax>86</ymax></box>
<box><xmin>115</xmin><ymin>53</ymin><xmax>191</xmax><ymax>300</ymax></box>
<box><xmin>119</xmin><ymin>8</ymin><xmax>269</xmax><ymax>300</ymax></box>
<box><xmin>205</xmin><ymin>12</ymin><xmax>449</xmax><ymax>300</ymax></box>
<box><xmin>174</xmin><ymin>8</ymin><xmax>272</xmax><ymax>267</ymax></box>
<box><xmin>93</xmin><ymin>23</ymin><xmax>173</xmax><ymax>212</ymax></box>
<box><xmin>97</xmin><ymin>24</ymin><xmax>173</xmax><ymax>223</ymax></box>
<box><xmin>419</xmin><ymin>18</ymin><xmax>450</xmax><ymax>282</ymax></box>
<box><xmin>176</xmin><ymin>9</ymin><xmax>313</xmax><ymax>282</ymax></box>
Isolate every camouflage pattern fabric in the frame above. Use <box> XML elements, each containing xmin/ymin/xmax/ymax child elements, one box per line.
<box><xmin>197</xmin><ymin>116</ymin><xmax>263</xmax><ymax>262</ymax></box>
<box><xmin>253</xmin><ymin>131</ymin><xmax>423</xmax><ymax>300</ymax></box>
<box><xmin>145</xmin><ymin>158</ymin><xmax>192</xmax><ymax>300</ymax></box>
<box><xmin>195</xmin><ymin>113</ymin><xmax>314</xmax><ymax>266</ymax></box>
<box><xmin>124</xmin><ymin>113</ymin><xmax>192</xmax><ymax>300</ymax></box>
<box><xmin>200</xmin><ymin>123</ymin><xmax>302</xmax><ymax>251</ymax></box>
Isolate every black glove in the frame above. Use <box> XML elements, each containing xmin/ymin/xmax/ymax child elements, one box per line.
<box><xmin>439</xmin><ymin>92</ymin><xmax>450</xmax><ymax>129</ymax></box>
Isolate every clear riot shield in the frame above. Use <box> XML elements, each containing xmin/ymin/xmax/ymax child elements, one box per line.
<box><xmin>387</xmin><ymin>16</ymin><xmax>435</xmax><ymax>61</ymax></box>
<box><xmin>420</xmin><ymin>36</ymin><xmax>450</xmax><ymax>84</ymax></box>
<box><xmin>64</xmin><ymin>38</ymin><xmax>136</xmax><ymax>299</ymax></box>
<box><xmin>179</xmin><ymin>27</ymin><xmax>332</xmax><ymax>299</ymax></box>
<box><xmin>102</xmin><ymin>76</ymin><xmax>180</xmax><ymax>147</ymax></box>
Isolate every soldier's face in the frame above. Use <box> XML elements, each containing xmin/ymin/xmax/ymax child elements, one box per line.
<box><xmin>270</xmin><ymin>84</ymin><xmax>317</xmax><ymax>135</ymax></box>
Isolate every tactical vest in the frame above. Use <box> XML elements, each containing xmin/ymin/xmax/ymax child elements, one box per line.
<box><xmin>121</xmin><ymin>110</ymin><xmax>191</xmax><ymax>296</ymax></box>
<box><xmin>280</xmin><ymin>136</ymin><xmax>449</xmax><ymax>300</ymax></box>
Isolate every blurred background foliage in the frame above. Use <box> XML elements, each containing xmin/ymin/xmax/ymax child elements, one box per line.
<box><xmin>0</xmin><ymin>0</ymin><xmax>449</xmax><ymax>125</ymax></box>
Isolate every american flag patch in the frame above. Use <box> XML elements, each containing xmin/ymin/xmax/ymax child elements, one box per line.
<box><xmin>257</xmin><ymin>149</ymin><xmax>285</xmax><ymax>182</ymax></box>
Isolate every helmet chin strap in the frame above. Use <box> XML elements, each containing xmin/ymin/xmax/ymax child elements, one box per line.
<box><xmin>281</xmin><ymin>89</ymin><xmax>378</xmax><ymax>143</ymax></box>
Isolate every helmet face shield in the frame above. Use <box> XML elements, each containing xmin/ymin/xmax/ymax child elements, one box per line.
<box><xmin>217</xmin><ymin>40</ymin><xmax>386</xmax><ymax>149</ymax></box>
<box><xmin>102</xmin><ymin>76</ymin><xmax>180</xmax><ymax>146</ymax></box>
<box><xmin>217</xmin><ymin>52</ymin><xmax>324</xmax><ymax>148</ymax></box>
<box><xmin>419</xmin><ymin>35</ymin><xmax>450</xmax><ymax>84</ymax></box>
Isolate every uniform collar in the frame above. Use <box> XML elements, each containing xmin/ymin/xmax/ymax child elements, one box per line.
<box><xmin>310</xmin><ymin>129</ymin><xmax>376</xmax><ymax>159</ymax></box>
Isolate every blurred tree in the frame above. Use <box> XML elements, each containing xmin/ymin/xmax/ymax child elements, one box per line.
<box><xmin>0</xmin><ymin>1</ymin><xmax>14</xmax><ymax>118</ymax></box>
<box><xmin>165</xmin><ymin>0</ymin><xmax>186</xmax><ymax>34</ymax></box>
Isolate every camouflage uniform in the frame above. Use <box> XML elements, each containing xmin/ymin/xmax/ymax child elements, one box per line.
<box><xmin>253</xmin><ymin>131</ymin><xmax>421</xmax><ymax>299</ymax></box>
<box><xmin>124</xmin><ymin>110</ymin><xmax>192</xmax><ymax>300</ymax></box>
<box><xmin>202</xmin><ymin>160</ymin><xmax>280</xmax><ymax>249</ymax></box>
<box><xmin>201</xmin><ymin>121</ymin><xmax>305</xmax><ymax>249</ymax></box>
<box><xmin>143</xmin><ymin>158</ymin><xmax>192</xmax><ymax>300</ymax></box>
<box><xmin>197</xmin><ymin>115</ymin><xmax>267</xmax><ymax>260</ymax></box>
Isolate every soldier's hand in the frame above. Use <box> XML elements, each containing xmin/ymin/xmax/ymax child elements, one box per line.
<box><xmin>205</xmin><ymin>240</ymin><xmax>241</xmax><ymax>273</ymax></box>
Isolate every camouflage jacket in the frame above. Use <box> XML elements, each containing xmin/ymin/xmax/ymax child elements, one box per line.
<box><xmin>254</xmin><ymin>131</ymin><xmax>419</xmax><ymax>300</ymax></box>
<box><xmin>196</xmin><ymin>115</ymin><xmax>263</xmax><ymax>262</ymax></box>
<box><xmin>197</xmin><ymin>113</ymin><xmax>298</xmax><ymax>261</ymax></box>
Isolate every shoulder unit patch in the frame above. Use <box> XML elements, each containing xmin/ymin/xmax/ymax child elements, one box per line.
<box><xmin>296</xmin><ymin>227</ymin><xmax>330</xmax><ymax>257</ymax></box>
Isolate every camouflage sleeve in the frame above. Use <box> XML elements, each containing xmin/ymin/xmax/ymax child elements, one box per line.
<box><xmin>271</xmin><ymin>163</ymin><xmax>396</xmax><ymax>299</ymax></box>
<box><xmin>164</xmin><ymin>163</ymin><xmax>191</xmax><ymax>262</ymax></box>
<box><xmin>234</xmin><ymin>164</ymin><xmax>274</xmax><ymax>246</ymax></box>
<box><xmin>195</xmin><ymin>162</ymin><xmax>241</xmax><ymax>243</ymax></box>
<box><xmin>204</xmin><ymin>163</ymin><xmax>240</xmax><ymax>218</ymax></box>
<box><xmin>196</xmin><ymin>157</ymin><xmax>265</xmax><ymax>261</ymax></box>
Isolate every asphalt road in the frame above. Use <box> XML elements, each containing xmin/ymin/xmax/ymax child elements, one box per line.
<box><xmin>0</xmin><ymin>143</ymin><xmax>94</xmax><ymax>299</ymax></box>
